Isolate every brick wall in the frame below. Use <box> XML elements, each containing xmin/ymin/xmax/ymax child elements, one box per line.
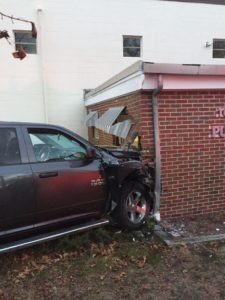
<box><xmin>159</xmin><ymin>90</ymin><xmax>225</xmax><ymax>218</ymax></box>
<box><xmin>87</xmin><ymin>90</ymin><xmax>225</xmax><ymax>219</ymax></box>
<box><xmin>87</xmin><ymin>92</ymin><xmax>155</xmax><ymax>164</ymax></box>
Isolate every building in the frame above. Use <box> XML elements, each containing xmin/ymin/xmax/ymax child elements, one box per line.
<box><xmin>1</xmin><ymin>0</ymin><xmax>225</xmax><ymax>137</ymax></box>
<box><xmin>84</xmin><ymin>61</ymin><xmax>225</xmax><ymax>219</ymax></box>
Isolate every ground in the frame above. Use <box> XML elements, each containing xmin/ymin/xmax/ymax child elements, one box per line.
<box><xmin>160</xmin><ymin>213</ymin><xmax>225</xmax><ymax>237</ymax></box>
<box><xmin>0</xmin><ymin>217</ymin><xmax>225</xmax><ymax>300</ymax></box>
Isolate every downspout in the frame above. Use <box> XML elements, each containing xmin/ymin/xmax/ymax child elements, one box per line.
<box><xmin>37</xmin><ymin>8</ymin><xmax>48</xmax><ymax>123</ymax></box>
<box><xmin>152</xmin><ymin>75</ymin><xmax>163</xmax><ymax>222</ymax></box>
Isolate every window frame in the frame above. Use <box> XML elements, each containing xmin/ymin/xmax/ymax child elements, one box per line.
<box><xmin>213</xmin><ymin>38</ymin><xmax>225</xmax><ymax>58</ymax></box>
<box><xmin>0</xmin><ymin>126</ymin><xmax>26</xmax><ymax>166</ymax></box>
<box><xmin>14</xmin><ymin>30</ymin><xmax>37</xmax><ymax>54</ymax></box>
<box><xmin>123</xmin><ymin>35</ymin><xmax>142</xmax><ymax>58</ymax></box>
<box><xmin>25</xmin><ymin>127</ymin><xmax>89</xmax><ymax>164</ymax></box>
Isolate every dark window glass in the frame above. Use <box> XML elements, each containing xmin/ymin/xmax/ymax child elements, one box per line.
<box><xmin>15</xmin><ymin>43</ymin><xmax>37</xmax><ymax>54</ymax></box>
<box><xmin>213</xmin><ymin>39</ymin><xmax>225</xmax><ymax>58</ymax></box>
<box><xmin>123</xmin><ymin>36</ymin><xmax>141</xmax><ymax>57</ymax></box>
<box><xmin>0</xmin><ymin>128</ymin><xmax>21</xmax><ymax>165</ymax></box>
<box><xmin>28</xmin><ymin>129</ymin><xmax>87</xmax><ymax>162</ymax></box>
<box><xmin>123</xmin><ymin>48</ymin><xmax>141</xmax><ymax>57</ymax></box>
<box><xmin>14</xmin><ymin>31</ymin><xmax>37</xmax><ymax>54</ymax></box>
<box><xmin>213</xmin><ymin>50</ymin><xmax>225</xmax><ymax>58</ymax></box>
<box><xmin>123</xmin><ymin>37</ymin><xmax>141</xmax><ymax>48</ymax></box>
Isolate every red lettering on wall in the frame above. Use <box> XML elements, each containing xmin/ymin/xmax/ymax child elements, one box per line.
<box><xmin>210</xmin><ymin>125</ymin><xmax>225</xmax><ymax>138</ymax></box>
<box><xmin>210</xmin><ymin>107</ymin><xmax>225</xmax><ymax>137</ymax></box>
<box><xmin>216</xmin><ymin>107</ymin><xmax>225</xmax><ymax>118</ymax></box>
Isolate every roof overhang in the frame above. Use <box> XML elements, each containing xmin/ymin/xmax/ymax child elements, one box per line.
<box><xmin>161</xmin><ymin>0</ymin><xmax>225</xmax><ymax>5</ymax></box>
<box><xmin>84</xmin><ymin>61</ymin><xmax>225</xmax><ymax>107</ymax></box>
<box><xmin>143</xmin><ymin>63</ymin><xmax>225</xmax><ymax>75</ymax></box>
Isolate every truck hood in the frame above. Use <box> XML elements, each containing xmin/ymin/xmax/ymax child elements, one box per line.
<box><xmin>98</xmin><ymin>146</ymin><xmax>140</xmax><ymax>161</ymax></box>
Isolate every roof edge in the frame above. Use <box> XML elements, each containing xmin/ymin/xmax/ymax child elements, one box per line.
<box><xmin>84</xmin><ymin>62</ymin><xmax>225</xmax><ymax>100</ymax></box>
<box><xmin>143</xmin><ymin>63</ymin><xmax>225</xmax><ymax>76</ymax></box>
<box><xmin>160</xmin><ymin>0</ymin><xmax>225</xmax><ymax>5</ymax></box>
<box><xmin>84</xmin><ymin>60</ymin><xmax>144</xmax><ymax>99</ymax></box>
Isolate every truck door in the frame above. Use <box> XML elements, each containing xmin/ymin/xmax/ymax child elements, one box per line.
<box><xmin>0</xmin><ymin>126</ymin><xmax>35</xmax><ymax>232</ymax></box>
<box><xmin>22</xmin><ymin>126</ymin><xmax>107</xmax><ymax>224</ymax></box>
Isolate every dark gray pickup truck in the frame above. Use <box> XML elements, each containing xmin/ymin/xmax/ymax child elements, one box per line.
<box><xmin>0</xmin><ymin>122</ymin><xmax>154</xmax><ymax>254</ymax></box>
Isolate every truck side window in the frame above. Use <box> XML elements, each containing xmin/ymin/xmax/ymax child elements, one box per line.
<box><xmin>0</xmin><ymin>128</ymin><xmax>21</xmax><ymax>165</ymax></box>
<box><xmin>28</xmin><ymin>129</ymin><xmax>88</xmax><ymax>162</ymax></box>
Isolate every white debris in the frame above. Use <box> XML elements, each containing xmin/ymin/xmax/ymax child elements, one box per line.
<box><xmin>154</xmin><ymin>212</ymin><xmax>160</xmax><ymax>222</ymax></box>
<box><xmin>169</xmin><ymin>231</ymin><xmax>181</xmax><ymax>238</ymax></box>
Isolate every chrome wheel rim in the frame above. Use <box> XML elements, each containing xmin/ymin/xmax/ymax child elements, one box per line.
<box><xmin>125</xmin><ymin>190</ymin><xmax>147</xmax><ymax>224</ymax></box>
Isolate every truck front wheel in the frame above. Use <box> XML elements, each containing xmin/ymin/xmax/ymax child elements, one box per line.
<box><xmin>117</xmin><ymin>182</ymin><xmax>151</xmax><ymax>230</ymax></box>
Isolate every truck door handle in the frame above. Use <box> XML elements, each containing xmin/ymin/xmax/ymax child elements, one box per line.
<box><xmin>39</xmin><ymin>171</ymin><xmax>58</xmax><ymax>178</ymax></box>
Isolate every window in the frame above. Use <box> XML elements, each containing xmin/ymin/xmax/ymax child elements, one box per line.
<box><xmin>213</xmin><ymin>39</ymin><xmax>225</xmax><ymax>58</ymax></box>
<box><xmin>123</xmin><ymin>36</ymin><xmax>142</xmax><ymax>57</ymax></box>
<box><xmin>0</xmin><ymin>128</ymin><xmax>21</xmax><ymax>165</ymax></box>
<box><xmin>28</xmin><ymin>129</ymin><xmax>87</xmax><ymax>162</ymax></box>
<box><xmin>14</xmin><ymin>31</ymin><xmax>37</xmax><ymax>54</ymax></box>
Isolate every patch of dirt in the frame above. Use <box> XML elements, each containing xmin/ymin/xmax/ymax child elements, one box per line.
<box><xmin>161</xmin><ymin>213</ymin><xmax>225</xmax><ymax>238</ymax></box>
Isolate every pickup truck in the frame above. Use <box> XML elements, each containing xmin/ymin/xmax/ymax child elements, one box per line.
<box><xmin>0</xmin><ymin>122</ymin><xmax>154</xmax><ymax>254</ymax></box>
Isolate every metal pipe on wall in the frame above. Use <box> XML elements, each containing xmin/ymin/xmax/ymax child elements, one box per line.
<box><xmin>37</xmin><ymin>7</ymin><xmax>48</xmax><ymax>123</ymax></box>
<box><xmin>152</xmin><ymin>75</ymin><xmax>163</xmax><ymax>221</ymax></box>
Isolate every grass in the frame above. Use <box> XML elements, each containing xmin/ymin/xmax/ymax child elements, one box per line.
<box><xmin>1</xmin><ymin>219</ymin><xmax>158</xmax><ymax>286</ymax></box>
<box><xmin>48</xmin><ymin>220</ymin><xmax>159</xmax><ymax>279</ymax></box>
<box><xmin>75</xmin><ymin>255</ymin><xmax>109</xmax><ymax>277</ymax></box>
<box><xmin>54</xmin><ymin>231</ymin><xmax>91</xmax><ymax>251</ymax></box>
<box><xmin>91</xmin><ymin>227</ymin><xmax>113</xmax><ymax>244</ymax></box>
<box><xmin>0</xmin><ymin>226</ymin><xmax>224</xmax><ymax>300</ymax></box>
<box><xmin>147</xmin><ymin>250</ymin><xmax>161</xmax><ymax>265</ymax></box>
<box><xmin>144</xmin><ymin>216</ymin><xmax>156</xmax><ymax>231</ymax></box>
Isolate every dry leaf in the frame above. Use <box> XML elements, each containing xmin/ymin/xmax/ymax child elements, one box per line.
<box><xmin>142</xmin><ymin>283</ymin><xmax>151</xmax><ymax>290</ymax></box>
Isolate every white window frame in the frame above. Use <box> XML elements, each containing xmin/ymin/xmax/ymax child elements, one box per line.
<box><xmin>123</xmin><ymin>35</ymin><xmax>142</xmax><ymax>58</ymax></box>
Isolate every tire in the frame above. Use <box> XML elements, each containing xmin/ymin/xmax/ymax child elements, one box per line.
<box><xmin>116</xmin><ymin>181</ymin><xmax>151</xmax><ymax>230</ymax></box>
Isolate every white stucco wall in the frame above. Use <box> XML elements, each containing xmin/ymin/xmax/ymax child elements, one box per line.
<box><xmin>1</xmin><ymin>0</ymin><xmax>225</xmax><ymax>137</ymax></box>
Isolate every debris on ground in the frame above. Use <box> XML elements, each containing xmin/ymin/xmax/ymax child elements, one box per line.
<box><xmin>160</xmin><ymin>212</ymin><xmax>225</xmax><ymax>238</ymax></box>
